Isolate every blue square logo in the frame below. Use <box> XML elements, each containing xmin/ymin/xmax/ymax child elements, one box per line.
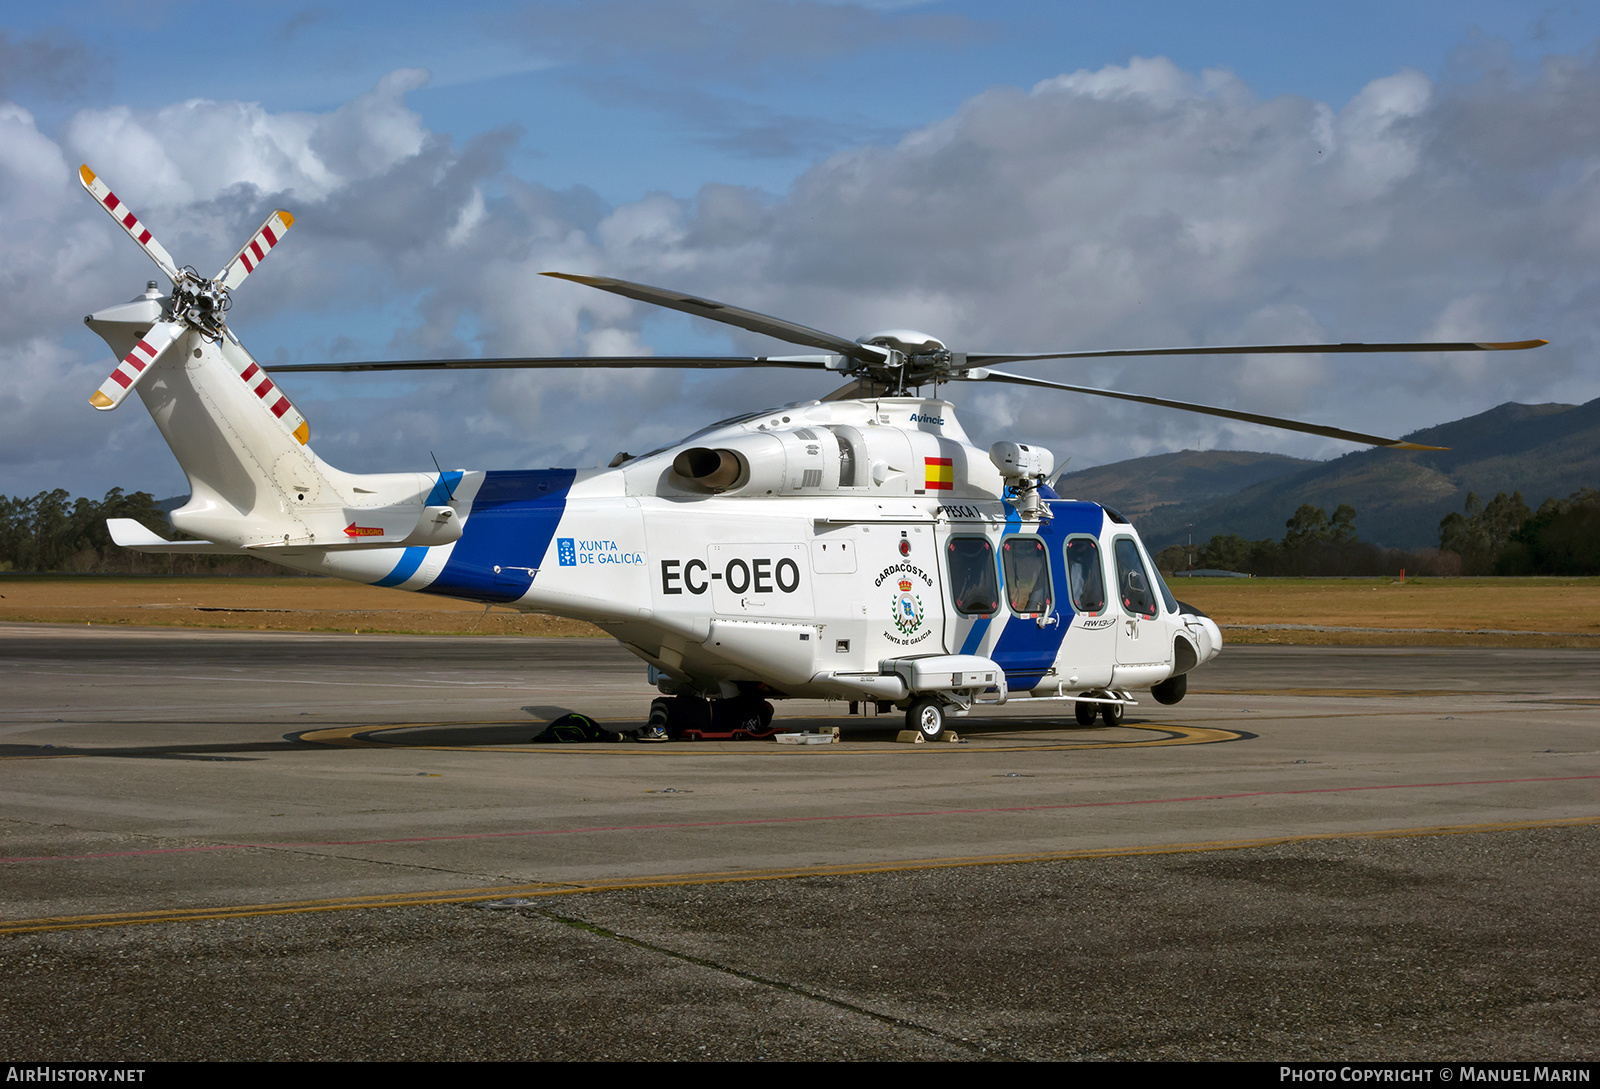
<box><xmin>557</xmin><ymin>538</ymin><xmax>577</xmax><ymax>566</ymax></box>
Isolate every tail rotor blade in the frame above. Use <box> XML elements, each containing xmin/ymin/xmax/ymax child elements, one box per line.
<box><xmin>215</xmin><ymin>210</ymin><xmax>296</xmax><ymax>291</ymax></box>
<box><xmin>232</xmin><ymin>347</ymin><xmax>311</xmax><ymax>445</ymax></box>
<box><xmin>89</xmin><ymin>321</ymin><xmax>184</xmax><ymax>411</ymax></box>
<box><xmin>78</xmin><ymin>165</ymin><xmax>180</xmax><ymax>283</ymax></box>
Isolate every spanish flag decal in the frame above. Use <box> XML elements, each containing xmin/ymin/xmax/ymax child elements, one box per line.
<box><xmin>925</xmin><ymin>457</ymin><xmax>954</xmax><ymax>491</ymax></box>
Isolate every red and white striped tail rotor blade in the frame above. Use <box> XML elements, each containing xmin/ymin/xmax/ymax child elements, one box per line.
<box><xmin>216</xmin><ymin>210</ymin><xmax>295</xmax><ymax>291</ymax></box>
<box><xmin>78</xmin><ymin>165</ymin><xmax>180</xmax><ymax>283</ymax></box>
<box><xmin>232</xmin><ymin>353</ymin><xmax>310</xmax><ymax>444</ymax></box>
<box><xmin>89</xmin><ymin>321</ymin><xmax>183</xmax><ymax>411</ymax></box>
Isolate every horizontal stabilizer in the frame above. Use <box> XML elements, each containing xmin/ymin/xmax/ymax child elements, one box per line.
<box><xmin>106</xmin><ymin>518</ymin><xmax>238</xmax><ymax>554</ymax></box>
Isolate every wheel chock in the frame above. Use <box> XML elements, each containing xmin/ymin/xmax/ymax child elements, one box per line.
<box><xmin>896</xmin><ymin>729</ymin><xmax>960</xmax><ymax>744</ymax></box>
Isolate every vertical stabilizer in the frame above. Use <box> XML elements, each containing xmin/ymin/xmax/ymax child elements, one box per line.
<box><xmin>78</xmin><ymin>164</ymin><xmax>442</xmax><ymax>553</ymax></box>
<box><xmin>132</xmin><ymin>329</ymin><xmax>331</xmax><ymax>546</ymax></box>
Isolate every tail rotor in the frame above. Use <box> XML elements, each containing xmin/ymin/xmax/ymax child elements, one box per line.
<box><xmin>79</xmin><ymin>164</ymin><xmax>304</xmax><ymax>438</ymax></box>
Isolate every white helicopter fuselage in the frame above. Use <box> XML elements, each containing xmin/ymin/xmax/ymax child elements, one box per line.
<box><xmin>91</xmin><ymin>288</ymin><xmax>1217</xmax><ymax>724</ymax></box>
<box><xmin>78</xmin><ymin>159</ymin><xmax>1546</xmax><ymax>731</ymax></box>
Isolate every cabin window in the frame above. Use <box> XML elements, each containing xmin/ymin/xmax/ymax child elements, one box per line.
<box><xmin>1114</xmin><ymin>537</ymin><xmax>1158</xmax><ymax>619</ymax></box>
<box><xmin>1065</xmin><ymin>536</ymin><xmax>1107</xmax><ymax>615</ymax></box>
<box><xmin>1001</xmin><ymin>536</ymin><xmax>1052</xmax><ymax>616</ymax></box>
<box><xmin>947</xmin><ymin>536</ymin><xmax>998</xmax><ymax>616</ymax></box>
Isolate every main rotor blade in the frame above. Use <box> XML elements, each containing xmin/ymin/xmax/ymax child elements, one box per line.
<box><xmin>975</xmin><ymin>368</ymin><xmax>1447</xmax><ymax>450</ymax></box>
<box><xmin>78</xmin><ymin>165</ymin><xmax>180</xmax><ymax>283</ymax></box>
<box><xmin>89</xmin><ymin>321</ymin><xmax>184</xmax><ymax>410</ymax></box>
<box><xmin>216</xmin><ymin>209</ymin><xmax>295</xmax><ymax>291</ymax></box>
<box><xmin>968</xmin><ymin>339</ymin><xmax>1547</xmax><ymax>366</ymax></box>
<box><xmin>266</xmin><ymin>355</ymin><xmax>836</xmax><ymax>374</ymax></box>
<box><xmin>541</xmin><ymin>272</ymin><xmax>880</xmax><ymax>360</ymax></box>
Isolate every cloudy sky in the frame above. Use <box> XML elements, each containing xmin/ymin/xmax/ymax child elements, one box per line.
<box><xmin>4</xmin><ymin>0</ymin><xmax>1599</xmax><ymax>500</ymax></box>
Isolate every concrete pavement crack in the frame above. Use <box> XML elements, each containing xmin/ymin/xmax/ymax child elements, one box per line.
<box><xmin>530</xmin><ymin>905</ymin><xmax>1011</xmax><ymax>1059</ymax></box>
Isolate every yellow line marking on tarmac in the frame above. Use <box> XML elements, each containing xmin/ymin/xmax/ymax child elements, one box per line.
<box><xmin>295</xmin><ymin>720</ymin><xmax>1245</xmax><ymax>753</ymax></box>
<box><xmin>4</xmin><ymin>815</ymin><xmax>1596</xmax><ymax>936</ymax></box>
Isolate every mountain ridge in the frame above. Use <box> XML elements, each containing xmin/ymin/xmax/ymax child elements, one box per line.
<box><xmin>1051</xmin><ymin>398</ymin><xmax>1600</xmax><ymax>551</ymax></box>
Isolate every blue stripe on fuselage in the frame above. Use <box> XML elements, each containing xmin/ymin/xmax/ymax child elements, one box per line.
<box><xmin>987</xmin><ymin>500</ymin><xmax>1104</xmax><ymax>689</ymax></box>
<box><xmin>370</xmin><ymin>472</ymin><xmax>471</xmax><ymax>588</ymax></box>
<box><xmin>374</xmin><ymin>547</ymin><xmax>427</xmax><ymax>588</ymax></box>
<box><xmin>420</xmin><ymin>469</ymin><xmax>577</xmax><ymax>605</ymax></box>
<box><xmin>427</xmin><ymin>471</ymin><xmax>464</xmax><ymax>506</ymax></box>
<box><xmin>957</xmin><ymin>616</ymin><xmax>989</xmax><ymax>656</ymax></box>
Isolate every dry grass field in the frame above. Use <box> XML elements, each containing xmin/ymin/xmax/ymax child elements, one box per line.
<box><xmin>0</xmin><ymin>575</ymin><xmax>602</xmax><ymax>636</ymax></box>
<box><xmin>1</xmin><ymin>573</ymin><xmax>1597</xmax><ymax>646</ymax></box>
<box><xmin>1172</xmin><ymin>576</ymin><xmax>1600</xmax><ymax>647</ymax></box>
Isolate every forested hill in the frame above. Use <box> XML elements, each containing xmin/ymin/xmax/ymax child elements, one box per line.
<box><xmin>0</xmin><ymin>489</ymin><xmax>279</xmax><ymax>574</ymax></box>
<box><xmin>1053</xmin><ymin>398</ymin><xmax>1600</xmax><ymax>551</ymax></box>
<box><xmin>1049</xmin><ymin>450</ymin><xmax>1317</xmax><ymax>522</ymax></box>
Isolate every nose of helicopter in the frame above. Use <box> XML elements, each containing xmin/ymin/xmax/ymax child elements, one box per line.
<box><xmin>1191</xmin><ymin>614</ymin><xmax>1223</xmax><ymax>662</ymax></box>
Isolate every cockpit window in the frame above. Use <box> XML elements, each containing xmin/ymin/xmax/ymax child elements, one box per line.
<box><xmin>947</xmin><ymin>537</ymin><xmax>998</xmax><ymax>616</ymax></box>
<box><xmin>1153</xmin><ymin>565</ymin><xmax>1179</xmax><ymax>615</ymax></box>
<box><xmin>1001</xmin><ymin>537</ymin><xmax>1052</xmax><ymax>615</ymax></box>
<box><xmin>1065</xmin><ymin>536</ymin><xmax>1106</xmax><ymax>615</ymax></box>
<box><xmin>1114</xmin><ymin>537</ymin><xmax>1158</xmax><ymax>619</ymax></box>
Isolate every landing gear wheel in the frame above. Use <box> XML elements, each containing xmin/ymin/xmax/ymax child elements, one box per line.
<box><xmin>1100</xmin><ymin>701</ymin><xmax>1125</xmax><ymax>727</ymax></box>
<box><xmin>1151</xmin><ymin>674</ymin><xmax>1187</xmax><ymax>706</ymax></box>
<box><xmin>907</xmin><ymin>698</ymin><xmax>946</xmax><ymax>741</ymax></box>
<box><xmin>647</xmin><ymin>695</ymin><xmax>710</xmax><ymax>740</ymax></box>
<box><xmin>1074</xmin><ymin>700</ymin><xmax>1099</xmax><ymax>726</ymax></box>
<box><xmin>712</xmin><ymin>696</ymin><xmax>776</xmax><ymax>738</ymax></box>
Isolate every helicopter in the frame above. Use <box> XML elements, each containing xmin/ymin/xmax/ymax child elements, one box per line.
<box><xmin>78</xmin><ymin>163</ymin><xmax>1547</xmax><ymax>741</ymax></box>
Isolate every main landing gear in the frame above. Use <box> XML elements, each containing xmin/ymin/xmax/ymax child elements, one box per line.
<box><xmin>647</xmin><ymin>694</ymin><xmax>776</xmax><ymax>741</ymax></box>
<box><xmin>905</xmin><ymin>697</ymin><xmax>947</xmax><ymax>741</ymax></box>
<box><xmin>1073</xmin><ymin>694</ymin><xmax>1127</xmax><ymax>727</ymax></box>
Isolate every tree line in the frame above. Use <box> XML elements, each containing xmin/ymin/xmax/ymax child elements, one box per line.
<box><xmin>1156</xmin><ymin>489</ymin><xmax>1600</xmax><ymax>577</ymax></box>
<box><xmin>1153</xmin><ymin>503</ymin><xmax>1455</xmax><ymax>578</ymax></box>
<box><xmin>1439</xmin><ymin>488</ymin><xmax>1600</xmax><ymax>575</ymax></box>
<box><xmin>0</xmin><ymin>489</ymin><xmax>283</xmax><ymax>575</ymax></box>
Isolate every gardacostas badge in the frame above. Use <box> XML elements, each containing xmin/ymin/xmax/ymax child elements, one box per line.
<box><xmin>877</xmin><ymin>562</ymin><xmax>935</xmax><ymax>646</ymax></box>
